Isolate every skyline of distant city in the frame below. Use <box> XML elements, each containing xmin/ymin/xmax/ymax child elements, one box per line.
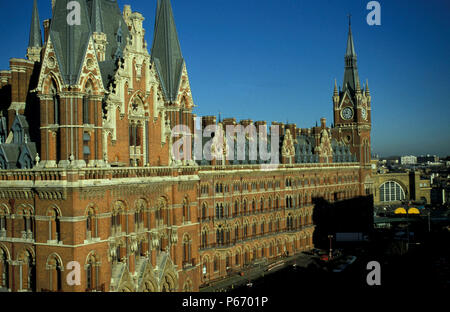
<box><xmin>0</xmin><ymin>0</ymin><xmax>449</xmax><ymax>157</ymax></box>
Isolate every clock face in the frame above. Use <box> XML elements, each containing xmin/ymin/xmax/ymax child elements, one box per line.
<box><xmin>361</xmin><ymin>107</ymin><xmax>367</xmax><ymax>120</ymax></box>
<box><xmin>341</xmin><ymin>107</ymin><xmax>353</xmax><ymax>120</ymax></box>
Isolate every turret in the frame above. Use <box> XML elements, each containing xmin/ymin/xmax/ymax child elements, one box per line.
<box><xmin>27</xmin><ymin>0</ymin><xmax>42</xmax><ymax>62</ymax></box>
<box><xmin>91</xmin><ymin>0</ymin><xmax>108</xmax><ymax>61</ymax></box>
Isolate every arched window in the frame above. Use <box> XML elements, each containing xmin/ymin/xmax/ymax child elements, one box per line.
<box><xmin>201</xmin><ymin>229</ymin><xmax>208</xmax><ymax>249</ymax></box>
<box><xmin>85</xmin><ymin>254</ymin><xmax>99</xmax><ymax>291</ymax></box>
<box><xmin>47</xmin><ymin>256</ymin><xmax>62</xmax><ymax>292</ymax></box>
<box><xmin>213</xmin><ymin>255</ymin><xmax>219</xmax><ymax>272</ymax></box>
<box><xmin>234</xmin><ymin>200</ymin><xmax>239</xmax><ymax>216</ymax></box>
<box><xmin>215</xmin><ymin>204</ymin><xmax>220</xmax><ymax>219</ymax></box>
<box><xmin>183</xmin><ymin>235</ymin><xmax>192</xmax><ymax>267</ymax></box>
<box><xmin>202</xmin><ymin>203</ymin><xmax>207</xmax><ymax>220</ymax></box>
<box><xmin>83</xmin><ymin>81</ymin><xmax>93</xmax><ymax>124</ymax></box>
<box><xmin>182</xmin><ymin>199</ymin><xmax>190</xmax><ymax>223</ymax></box>
<box><xmin>51</xmin><ymin>81</ymin><xmax>59</xmax><ymax>125</ymax></box>
<box><xmin>243</xmin><ymin>223</ymin><xmax>248</xmax><ymax>238</ymax></box>
<box><xmin>216</xmin><ymin>227</ymin><xmax>224</xmax><ymax>246</ymax></box>
<box><xmin>86</xmin><ymin>208</ymin><xmax>97</xmax><ymax>240</ymax></box>
<box><xmin>48</xmin><ymin>208</ymin><xmax>60</xmax><ymax>242</ymax></box>
<box><xmin>379</xmin><ymin>181</ymin><xmax>406</xmax><ymax>202</ymax></box>
<box><xmin>0</xmin><ymin>248</ymin><xmax>9</xmax><ymax>290</ymax></box>
<box><xmin>19</xmin><ymin>250</ymin><xmax>35</xmax><ymax>291</ymax></box>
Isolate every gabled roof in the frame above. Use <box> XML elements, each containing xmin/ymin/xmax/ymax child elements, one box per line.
<box><xmin>29</xmin><ymin>0</ymin><xmax>42</xmax><ymax>48</ymax></box>
<box><xmin>50</xmin><ymin>0</ymin><xmax>92</xmax><ymax>85</ymax></box>
<box><xmin>0</xmin><ymin>144</ymin><xmax>20</xmax><ymax>164</ymax></box>
<box><xmin>151</xmin><ymin>0</ymin><xmax>185</xmax><ymax>103</ymax></box>
<box><xmin>50</xmin><ymin>0</ymin><xmax>129</xmax><ymax>86</ymax></box>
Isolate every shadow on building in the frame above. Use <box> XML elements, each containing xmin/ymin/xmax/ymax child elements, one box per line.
<box><xmin>312</xmin><ymin>195</ymin><xmax>374</xmax><ymax>249</ymax></box>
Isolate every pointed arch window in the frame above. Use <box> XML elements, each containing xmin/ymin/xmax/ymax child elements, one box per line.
<box><xmin>201</xmin><ymin>203</ymin><xmax>207</xmax><ymax>220</ymax></box>
<box><xmin>48</xmin><ymin>208</ymin><xmax>61</xmax><ymax>243</ymax></box>
<box><xmin>182</xmin><ymin>199</ymin><xmax>190</xmax><ymax>223</ymax></box>
<box><xmin>201</xmin><ymin>229</ymin><xmax>208</xmax><ymax>249</ymax></box>
<box><xmin>182</xmin><ymin>235</ymin><xmax>192</xmax><ymax>268</ymax></box>
<box><xmin>83</xmin><ymin>81</ymin><xmax>93</xmax><ymax>125</ymax></box>
<box><xmin>86</xmin><ymin>208</ymin><xmax>97</xmax><ymax>240</ymax></box>
<box><xmin>51</xmin><ymin>81</ymin><xmax>60</xmax><ymax>125</ymax></box>
<box><xmin>47</xmin><ymin>256</ymin><xmax>62</xmax><ymax>292</ymax></box>
<box><xmin>85</xmin><ymin>254</ymin><xmax>99</xmax><ymax>291</ymax></box>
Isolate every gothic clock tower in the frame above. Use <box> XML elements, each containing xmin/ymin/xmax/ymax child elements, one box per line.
<box><xmin>333</xmin><ymin>19</ymin><xmax>372</xmax><ymax>167</ymax></box>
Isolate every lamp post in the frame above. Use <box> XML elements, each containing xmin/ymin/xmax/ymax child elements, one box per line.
<box><xmin>328</xmin><ymin>235</ymin><xmax>333</xmax><ymax>260</ymax></box>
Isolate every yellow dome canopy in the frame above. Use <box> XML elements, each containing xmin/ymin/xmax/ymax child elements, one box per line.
<box><xmin>408</xmin><ymin>208</ymin><xmax>420</xmax><ymax>215</ymax></box>
<box><xmin>394</xmin><ymin>207</ymin><xmax>407</xmax><ymax>214</ymax></box>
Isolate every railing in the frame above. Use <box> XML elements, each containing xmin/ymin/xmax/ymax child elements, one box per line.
<box><xmin>0</xmin><ymin>161</ymin><xmax>361</xmax><ymax>182</ymax></box>
<box><xmin>0</xmin><ymin>166</ymin><xmax>199</xmax><ymax>182</ymax></box>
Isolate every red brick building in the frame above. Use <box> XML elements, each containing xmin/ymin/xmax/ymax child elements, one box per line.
<box><xmin>0</xmin><ymin>0</ymin><xmax>372</xmax><ymax>292</ymax></box>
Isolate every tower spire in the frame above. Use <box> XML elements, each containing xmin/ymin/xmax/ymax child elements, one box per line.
<box><xmin>27</xmin><ymin>0</ymin><xmax>42</xmax><ymax>62</ymax></box>
<box><xmin>151</xmin><ymin>0</ymin><xmax>184</xmax><ymax>103</ymax></box>
<box><xmin>334</xmin><ymin>79</ymin><xmax>338</xmax><ymax>96</ymax></box>
<box><xmin>342</xmin><ymin>15</ymin><xmax>360</xmax><ymax>95</ymax></box>
<box><xmin>91</xmin><ymin>0</ymin><xmax>104</xmax><ymax>33</ymax></box>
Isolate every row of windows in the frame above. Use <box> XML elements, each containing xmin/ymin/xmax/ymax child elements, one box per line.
<box><xmin>201</xmin><ymin>236</ymin><xmax>313</xmax><ymax>274</ymax></box>
<box><xmin>200</xmin><ymin>215</ymin><xmax>312</xmax><ymax>249</ymax></box>
<box><xmin>201</xmin><ymin>175</ymin><xmax>358</xmax><ymax>196</ymax></box>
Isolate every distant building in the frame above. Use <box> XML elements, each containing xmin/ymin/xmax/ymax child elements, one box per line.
<box><xmin>400</xmin><ymin>155</ymin><xmax>417</xmax><ymax>165</ymax></box>
<box><xmin>418</xmin><ymin>155</ymin><xmax>439</xmax><ymax>164</ymax></box>
<box><xmin>371</xmin><ymin>171</ymin><xmax>431</xmax><ymax>206</ymax></box>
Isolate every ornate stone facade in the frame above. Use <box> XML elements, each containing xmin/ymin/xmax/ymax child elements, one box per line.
<box><xmin>0</xmin><ymin>0</ymin><xmax>372</xmax><ymax>292</ymax></box>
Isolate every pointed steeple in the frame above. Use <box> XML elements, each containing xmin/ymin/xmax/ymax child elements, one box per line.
<box><xmin>28</xmin><ymin>0</ymin><xmax>42</xmax><ymax>49</ymax></box>
<box><xmin>27</xmin><ymin>0</ymin><xmax>42</xmax><ymax>62</ymax></box>
<box><xmin>91</xmin><ymin>0</ymin><xmax>104</xmax><ymax>33</ymax></box>
<box><xmin>334</xmin><ymin>79</ymin><xmax>338</xmax><ymax>96</ymax></box>
<box><xmin>342</xmin><ymin>15</ymin><xmax>360</xmax><ymax>95</ymax></box>
<box><xmin>345</xmin><ymin>15</ymin><xmax>356</xmax><ymax>57</ymax></box>
<box><xmin>365</xmin><ymin>80</ymin><xmax>370</xmax><ymax>96</ymax></box>
<box><xmin>151</xmin><ymin>0</ymin><xmax>185</xmax><ymax>103</ymax></box>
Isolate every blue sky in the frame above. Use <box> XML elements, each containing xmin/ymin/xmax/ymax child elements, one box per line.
<box><xmin>0</xmin><ymin>0</ymin><xmax>449</xmax><ymax>157</ymax></box>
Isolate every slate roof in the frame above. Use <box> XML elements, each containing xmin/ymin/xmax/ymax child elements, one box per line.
<box><xmin>0</xmin><ymin>115</ymin><xmax>38</xmax><ymax>169</ymax></box>
<box><xmin>50</xmin><ymin>0</ymin><xmax>129</xmax><ymax>86</ymax></box>
<box><xmin>29</xmin><ymin>0</ymin><xmax>42</xmax><ymax>48</ymax></box>
<box><xmin>151</xmin><ymin>0</ymin><xmax>185</xmax><ymax>103</ymax></box>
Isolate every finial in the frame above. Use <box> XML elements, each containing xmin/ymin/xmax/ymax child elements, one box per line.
<box><xmin>348</xmin><ymin>13</ymin><xmax>352</xmax><ymax>28</ymax></box>
<box><xmin>365</xmin><ymin>80</ymin><xmax>370</xmax><ymax>95</ymax></box>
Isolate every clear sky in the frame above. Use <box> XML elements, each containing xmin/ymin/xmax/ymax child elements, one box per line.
<box><xmin>0</xmin><ymin>0</ymin><xmax>449</xmax><ymax>157</ymax></box>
